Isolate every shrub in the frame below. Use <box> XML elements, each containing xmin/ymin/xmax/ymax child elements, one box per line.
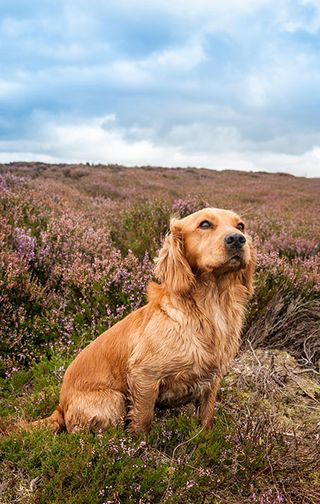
<box><xmin>1</xmin><ymin>166</ymin><xmax>320</xmax><ymax>504</ymax></box>
<box><xmin>110</xmin><ymin>199</ymin><xmax>171</xmax><ymax>258</ymax></box>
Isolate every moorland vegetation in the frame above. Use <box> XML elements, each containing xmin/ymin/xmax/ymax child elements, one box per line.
<box><xmin>0</xmin><ymin>163</ymin><xmax>319</xmax><ymax>503</ymax></box>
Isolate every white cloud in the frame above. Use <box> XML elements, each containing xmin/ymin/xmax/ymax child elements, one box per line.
<box><xmin>0</xmin><ymin>151</ymin><xmax>54</xmax><ymax>163</ymax></box>
<box><xmin>109</xmin><ymin>60</ymin><xmax>151</xmax><ymax>85</ymax></box>
<box><xmin>244</xmin><ymin>74</ymin><xmax>269</xmax><ymax>107</ymax></box>
<box><xmin>1</xmin><ymin>0</ymin><xmax>320</xmax><ymax>178</ymax></box>
<box><xmin>279</xmin><ymin>0</ymin><xmax>320</xmax><ymax>34</ymax></box>
<box><xmin>0</xmin><ymin>115</ymin><xmax>319</xmax><ymax>177</ymax></box>
<box><xmin>4</xmin><ymin>38</ymin><xmax>205</xmax><ymax>94</ymax></box>
<box><xmin>0</xmin><ymin>79</ymin><xmax>23</xmax><ymax>99</ymax></box>
<box><xmin>115</xmin><ymin>0</ymin><xmax>271</xmax><ymax>16</ymax></box>
<box><xmin>1</xmin><ymin>16</ymin><xmax>41</xmax><ymax>37</ymax></box>
<box><xmin>144</xmin><ymin>41</ymin><xmax>205</xmax><ymax>71</ymax></box>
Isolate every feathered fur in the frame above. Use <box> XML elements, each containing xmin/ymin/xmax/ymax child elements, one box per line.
<box><xmin>33</xmin><ymin>207</ymin><xmax>255</xmax><ymax>434</ymax></box>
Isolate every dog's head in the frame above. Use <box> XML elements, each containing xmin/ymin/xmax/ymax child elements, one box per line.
<box><xmin>155</xmin><ymin>207</ymin><xmax>256</xmax><ymax>296</ymax></box>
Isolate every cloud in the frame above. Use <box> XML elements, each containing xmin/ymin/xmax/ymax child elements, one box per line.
<box><xmin>0</xmin><ymin>1</ymin><xmax>320</xmax><ymax>177</ymax></box>
<box><xmin>0</xmin><ymin>114</ymin><xmax>319</xmax><ymax>177</ymax></box>
<box><xmin>0</xmin><ymin>79</ymin><xmax>22</xmax><ymax>98</ymax></box>
<box><xmin>143</xmin><ymin>41</ymin><xmax>205</xmax><ymax>71</ymax></box>
<box><xmin>278</xmin><ymin>0</ymin><xmax>320</xmax><ymax>34</ymax></box>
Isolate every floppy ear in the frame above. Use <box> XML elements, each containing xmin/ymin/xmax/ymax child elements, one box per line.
<box><xmin>239</xmin><ymin>242</ymin><xmax>256</xmax><ymax>296</ymax></box>
<box><xmin>154</xmin><ymin>219</ymin><xmax>194</xmax><ymax>296</ymax></box>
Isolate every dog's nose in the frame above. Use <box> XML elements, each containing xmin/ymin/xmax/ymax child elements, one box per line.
<box><xmin>224</xmin><ymin>233</ymin><xmax>246</xmax><ymax>249</ymax></box>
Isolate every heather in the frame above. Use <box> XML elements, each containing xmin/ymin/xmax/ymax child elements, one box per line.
<box><xmin>0</xmin><ymin>163</ymin><xmax>320</xmax><ymax>503</ymax></box>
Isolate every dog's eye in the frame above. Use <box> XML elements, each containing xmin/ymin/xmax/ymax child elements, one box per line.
<box><xmin>236</xmin><ymin>222</ymin><xmax>245</xmax><ymax>231</ymax></box>
<box><xmin>199</xmin><ymin>220</ymin><xmax>213</xmax><ymax>229</ymax></box>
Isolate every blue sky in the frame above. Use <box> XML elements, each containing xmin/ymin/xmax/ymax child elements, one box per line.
<box><xmin>1</xmin><ymin>0</ymin><xmax>320</xmax><ymax>176</ymax></box>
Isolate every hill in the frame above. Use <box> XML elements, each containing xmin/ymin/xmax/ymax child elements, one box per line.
<box><xmin>0</xmin><ymin>163</ymin><xmax>319</xmax><ymax>503</ymax></box>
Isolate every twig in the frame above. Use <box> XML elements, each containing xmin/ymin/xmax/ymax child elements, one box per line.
<box><xmin>171</xmin><ymin>426</ymin><xmax>205</xmax><ymax>461</ymax></box>
<box><xmin>291</xmin><ymin>368</ymin><xmax>320</xmax><ymax>376</ymax></box>
<box><xmin>284</xmin><ymin>365</ymin><xmax>320</xmax><ymax>404</ymax></box>
<box><xmin>248</xmin><ymin>340</ymin><xmax>262</xmax><ymax>368</ymax></box>
<box><xmin>160</xmin><ymin>426</ymin><xmax>205</xmax><ymax>503</ymax></box>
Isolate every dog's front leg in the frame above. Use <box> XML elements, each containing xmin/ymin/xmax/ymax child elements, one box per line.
<box><xmin>128</xmin><ymin>373</ymin><xmax>160</xmax><ymax>434</ymax></box>
<box><xmin>198</xmin><ymin>375</ymin><xmax>221</xmax><ymax>430</ymax></box>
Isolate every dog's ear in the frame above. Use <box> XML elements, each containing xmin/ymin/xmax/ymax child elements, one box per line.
<box><xmin>239</xmin><ymin>241</ymin><xmax>256</xmax><ymax>296</ymax></box>
<box><xmin>154</xmin><ymin>218</ymin><xmax>194</xmax><ymax>296</ymax></box>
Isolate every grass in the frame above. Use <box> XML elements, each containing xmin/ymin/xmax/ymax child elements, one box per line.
<box><xmin>1</xmin><ymin>349</ymin><xmax>319</xmax><ymax>503</ymax></box>
<box><xmin>0</xmin><ymin>162</ymin><xmax>320</xmax><ymax>503</ymax></box>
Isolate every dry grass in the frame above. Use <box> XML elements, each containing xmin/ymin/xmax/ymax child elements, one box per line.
<box><xmin>244</xmin><ymin>294</ymin><xmax>320</xmax><ymax>369</ymax></box>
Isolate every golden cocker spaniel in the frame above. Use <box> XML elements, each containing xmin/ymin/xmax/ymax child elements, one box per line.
<box><xmin>34</xmin><ymin>207</ymin><xmax>255</xmax><ymax>434</ymax></box>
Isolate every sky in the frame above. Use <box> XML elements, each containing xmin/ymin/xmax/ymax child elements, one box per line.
<box><xmin>1</xmin><ymin>0</ymin><xmax>320</xmax><ymax>177</ymax></box>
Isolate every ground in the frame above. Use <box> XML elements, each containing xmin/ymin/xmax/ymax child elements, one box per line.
<box><xmin>0</xmin><ymin>163</ymin><xmax>319</xmax><ymax>503</ymax></box>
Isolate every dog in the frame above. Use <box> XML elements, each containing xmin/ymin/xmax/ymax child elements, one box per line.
<box><xmin>34</xmin><ymin>207</ymin><xmax>255</xmax><ymax>434</ymax></box>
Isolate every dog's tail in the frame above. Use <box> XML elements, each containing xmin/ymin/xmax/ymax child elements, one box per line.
<box><xmin>31</xmin><ymin>404</ymin><xmax>65</xmax><ymax>433</ymax></box>
<box><xmin>1</xmin><ymin>405</ymin><xmax>65</xmax><ymax>436</ymax></box>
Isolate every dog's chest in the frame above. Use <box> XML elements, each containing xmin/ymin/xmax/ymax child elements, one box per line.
<box><xmin>156</xmin><ymin>339</ymin><xmax>217</xmax><ymax>408</ymax></box>
<box><xmin>155</xmin><ymin>310</ymin><xmax>241</xmax><ymax>408</ymax></box>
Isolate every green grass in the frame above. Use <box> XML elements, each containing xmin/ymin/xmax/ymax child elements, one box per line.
<box><xmin>1</xmin><ymin>347</ymin><xmax>319</xmax><ymax>503</ymax></box>
<box><xmin>0</xmin><ymin>410</ymin><xmax>272</xmax><ymax>503</ymax></box>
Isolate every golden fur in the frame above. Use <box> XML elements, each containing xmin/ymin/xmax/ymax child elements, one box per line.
<box><xmin>34</xmin><ymin>207</ymin><xmax>255</xmax><ymax>434</ymax></box>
